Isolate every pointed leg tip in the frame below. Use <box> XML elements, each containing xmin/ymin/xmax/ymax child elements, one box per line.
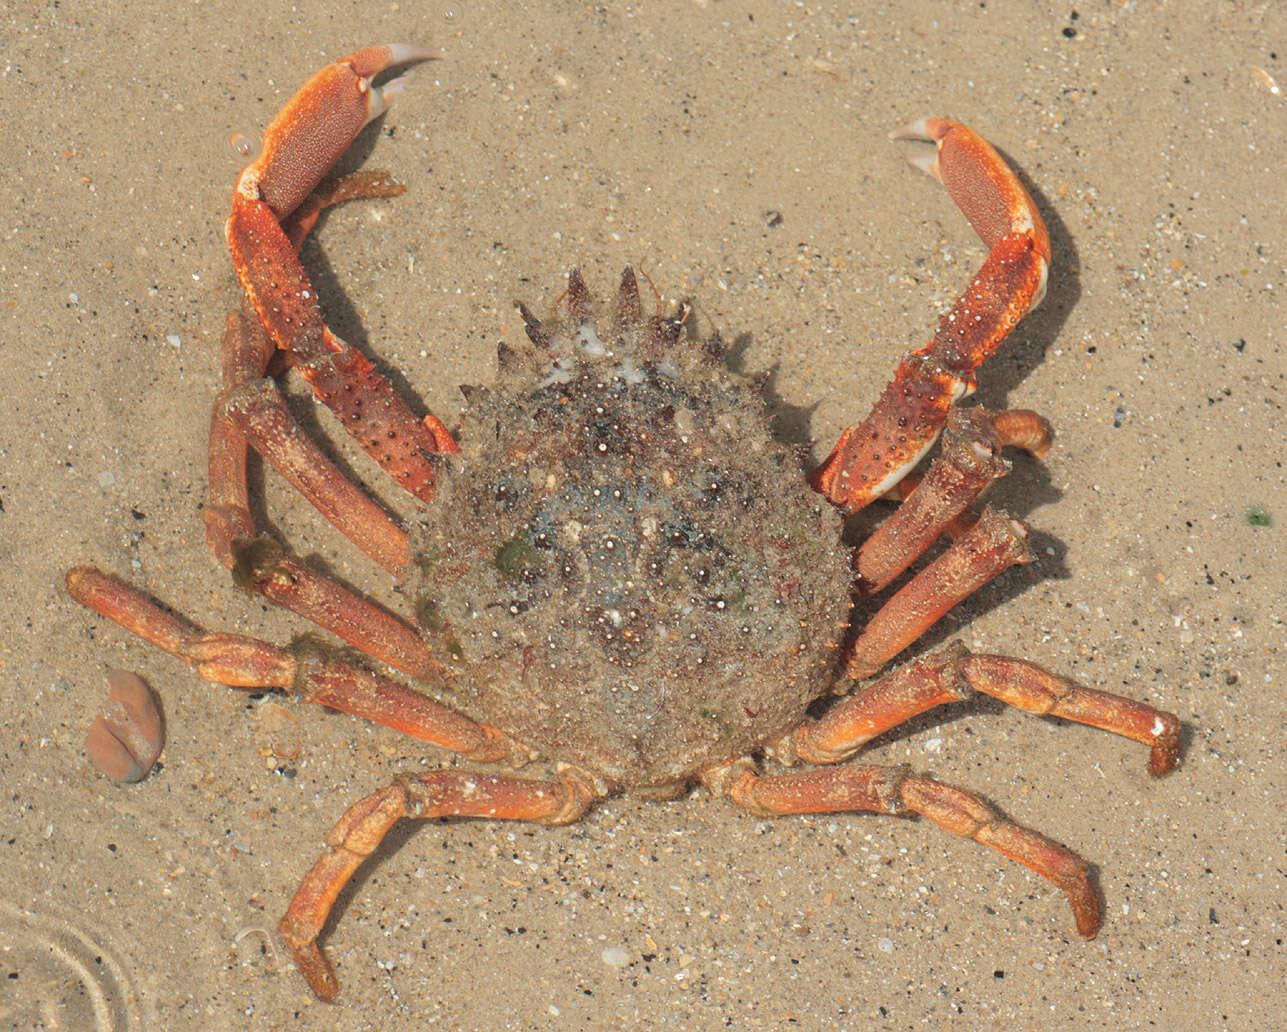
<box><xmin>282</xmin><ymin>931</ymin><xmax>341</xmax><ymax>1001</ymax></box>
<box><xmin>1148</xmin><ymin>737</ymin><xmax>1180</xmax><ymax>777</ymax></box>
<box><xmin>1071</xmin><ymin>885</ymin><xmax>1103</xmax><ymax>939</ymax></box>
<box><xmin>1076</xmin><ymin>912</ymin><xmax>1102</xmax><ymax>940</ymax></box>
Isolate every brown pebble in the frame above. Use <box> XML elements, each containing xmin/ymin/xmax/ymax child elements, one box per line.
<box><xmin>86</xmin><ymin>668</ymin><xmax>165</xmax><ymax>783</ymax></box>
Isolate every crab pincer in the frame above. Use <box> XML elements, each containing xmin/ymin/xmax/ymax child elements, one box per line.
<box><xmin>233</xmin><ymin>44</ymin><xmax>439</xmax><ymax>221</ymax></box>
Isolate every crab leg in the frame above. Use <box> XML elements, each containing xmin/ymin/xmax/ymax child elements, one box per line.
<box><xmin>871</xmin><ymin>407</ymin><xmax>1052</xmax><ymax>530</ymax></box>
<box><xmin>280</xmin><ymin>770</ymin><xmax>596</xmax><ymax>1000</ymax></box>
<box><xmin>217</xmin><ymin>166</ymin><xmax>460</xmax><ymax>570</ymax></box>
<box><xmin>781</xmin><ymin>642</ymin><xmax>1181</xmax><ymax>776</ymax></box>
<box><xmin>854</xmin><ymin>407</ymin><xmax>1052</xmax><ymax>595</ymax></box>
<box><xmin>64</xmin><ymin>566</ymin><xmax>507</xmax><ymax>759</ymax></box>
<box><xmin>725</xmin><ymin>763</ymin><xmax>1101</xmax><ymax>939</ymax></box>
<box><xmin>205</xmin><ymin>315</ymin><xmax>437</xmax><ymax>681</ymax></box>
<box><xmin>207</xmin><ymin>208</ymin><xmax>446</xmax><ymax>680</ymax></box>
<box><xmin>219</xmin><ymin>535</ymin><xmax>445</xmax><ymax>683</ymax></box>
<box><xmin>210</xmin><ymin>306</ymin><xmax>411</xmax><ymax>575</ymax></box>
<box><xmin>811</xmin><ymin>118</ymin><xmax>1051</xmax><ymax>514</ymax></box>
<box><xmin>847</xmin><ymin>505</ymin><xmax>1033</xmax><ymax>679</ymax></box>
<box><xmin>228</xmin><ymin>45</ymin><xmax>457</xmax><ymax>505</ymax></box>
<box><xmin>280</xmin><ymin>169</ymin><xmax>409</xmax><ymax>252</ymax></box>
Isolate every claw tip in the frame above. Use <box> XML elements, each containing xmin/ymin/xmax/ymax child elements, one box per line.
<box><xmin>384</xmin><ymin>42</ymin><xmax>445</xmax><ymax>64</ymax></box>
<box><xmin>889</xmin><ymin>116</ymin><xmax>953</xmax><ymax>144</ymax></box>
<box><xmin>889</xmin><ymin>116</ymin><xmax>931</xmax><ymax>143</ymax></box>
<box><xmin>890</xmin><ymin>117</ymin><xmax>950</xmax><ymax>180</ymax></box>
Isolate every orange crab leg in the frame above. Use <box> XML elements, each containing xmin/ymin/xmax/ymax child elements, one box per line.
<box><xmin>203</xmin><ymin>313</ymin><xmax>435</xmax><ymax>684</ymax></box>
<box><xmin>280</xmin><ymin>169</ymin><xmax>409</xmax><ymax>252</ymax></box>
<box><xmin>725</xmin><ymin>764</ymin><xmax>1101</xmax><ymax>939</ymax></box>
<box><xmin>280</xmin><ymin>771</ymin><xmax>597</xmax><ymax>1000</ymax></box>
<box><xmin>857</xmin><ymin>407</ymin><xmax>1028</xmax><ymax>595</ymax></box>
<box><xmin>203</xmin><ymin>309</ymin><xmax>438</xmax><ymax>680</ymax></box>
<box><xmin>64</xmin><ymin>566</ymin><xmax>507</xmax><ymax>759</ymax></box>
<box><xmin>209</xmin><ymin>306</ymin><xmax>412</xmax><ymax>575</ymax></box>
<box><xmin>960</xmin><ymin>653</ymin><xmax>1181</xmax><ymax>777</ymax></box>
<box><xmin>228</xmin><ymin>45</ymin><xmax>457</xmax><ymax>505</ymax></box>
<box><xmin>811</xmin><ymin>118</ymin><xmax>1051</xmax><ymax>514</ymax></box>
<box><xmin>783</xmin><ymin>641</ymin><xmax>1180</xmax><ymax>776</ymax></box>
<box><xmin>847</xmin><ymin>505</ymin><xmax>1034</xmax><ymax>679</ymax></box>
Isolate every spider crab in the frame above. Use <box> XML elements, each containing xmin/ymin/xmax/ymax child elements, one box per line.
<box><xmin>68</xmin><ymin>45</ymin><xmax>1180</xmax><ymax>1001</ymax></box>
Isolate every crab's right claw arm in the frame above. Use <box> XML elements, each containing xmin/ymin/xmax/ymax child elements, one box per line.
<box><xmin>810</xmin><ymin>118</ymin><xmax>1050</xmax><ymax>514</ymax></box>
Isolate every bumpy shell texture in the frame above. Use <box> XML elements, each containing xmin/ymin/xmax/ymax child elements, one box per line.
<box><xmin>409</xmin><ymin>271</ymin><xmax>853</xmax><ymax>792</ymax></box>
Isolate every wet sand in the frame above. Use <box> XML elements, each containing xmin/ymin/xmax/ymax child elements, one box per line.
<box><xmin>2</xmin><ymin>2</ymin><xmax>1283</xmax><ymax>1028</ymax></box>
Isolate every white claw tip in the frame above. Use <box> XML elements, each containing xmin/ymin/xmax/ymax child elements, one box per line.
<box><xmin>889</xmin><ymin>116</ymin><xmax>939</xmax><ymax>144</ymax></box>
<box><xmin>361</xmin><ymin>46</ymin><xmax>444</xmax><ymax>128</ymax></box>
<box><xmin>890</xmin><ymin>117</ymin><xmax>943</xmax><ymax>180</ymax></box>
<box><xmin>385</xmin><ymin>43</ymin><xmax>445</xmax><ymax>65</ymax></box>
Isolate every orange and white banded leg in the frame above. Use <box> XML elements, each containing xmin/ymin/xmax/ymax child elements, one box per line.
<box><xmin>811</xmin><ymin>118</ymin><xmax>1051</xmax><ymax>514</ymax></box>
<box><xmin>779</xmin><ymin>642</ymin><xmax>1181</xmax><ymax>777</ymax></box>
<box><xmin>724</xmin><ymin>763</ymin><xmax>1101</xmax><ymax>939</ymax></box>
<box><xmin>227</xmin><ymin>45</ymin><xmax>457</xmax><ymax>504</ymax></box>
<box><xmin>281</xmin><ymin>771</ymin><xmax>596</xmax><ymax>1000</ymax></box>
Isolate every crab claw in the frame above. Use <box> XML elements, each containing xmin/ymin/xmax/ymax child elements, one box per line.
<box><xmin>226</xmin><ymin>45</ymin><xmax>455</xmax><ymax>505</ymax></box>
<box><xmin>891</xmin><ymin>116</ymin><xmax>1050</xmax><ymax>295</ymax></box>
<box><xmin>236</xmin><ymin>43</ymin><xmax>439</xmax><ymax>219</ymax></box>
<box><xmin>810</xmin><ymin>117</ymin><xmax>1051</xmax><ymax>514</ymax></box>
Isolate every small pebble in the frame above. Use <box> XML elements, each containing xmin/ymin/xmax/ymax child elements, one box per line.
<box><xmin>601</xmin><ymin>945</ymin><xmax>631</xmax><ymax>968</ymax></box>
<box><xmin>86</xmin><ymin>669</ymin><xmax>164</xmax><ymax>783</ymax></box>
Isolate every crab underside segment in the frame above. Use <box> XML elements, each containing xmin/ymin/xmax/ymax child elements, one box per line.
<box><xmin>65</xmin><ymin>45</ymin><xmax>1182</xmax><ymax>1004</ymax></box>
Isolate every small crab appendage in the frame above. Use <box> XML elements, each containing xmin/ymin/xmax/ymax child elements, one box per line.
<box><xmin>67</xmin><ymin>45</ymin><xmax>1180</xmax><ymax>1003</ymax></box>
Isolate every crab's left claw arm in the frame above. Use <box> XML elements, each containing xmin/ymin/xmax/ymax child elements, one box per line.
<box><xmin>226</xmin><ymin>45</ymin><xmax>457</xmax><ymax>506</ymax></box>
<box><xmin>810</xmin><ymin>118</ymin><xmax>1050</xmax><ymax>514</ymax></box>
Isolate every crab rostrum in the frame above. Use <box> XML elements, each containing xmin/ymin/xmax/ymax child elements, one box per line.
<box><xmin>68</xmin><ymin>45</ymin><xmax>1180</xmax><ymax>1001</ymax></box>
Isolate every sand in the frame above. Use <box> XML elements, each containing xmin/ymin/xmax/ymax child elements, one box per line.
<box><xmin>2</xmin><ymin>2</ymin><xmax>1283</xmax><ymax>1029</ymax></box>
